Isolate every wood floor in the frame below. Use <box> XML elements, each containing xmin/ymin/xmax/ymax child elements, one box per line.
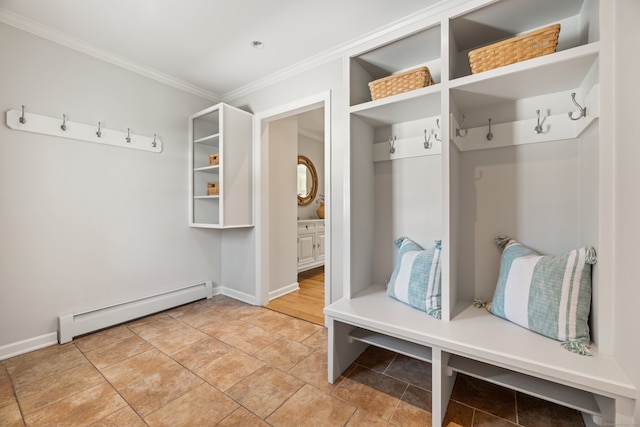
<box><xmin>267</xmin><ymin>266</ymin><xmax>324</xmax><ymax>325</ymax></box>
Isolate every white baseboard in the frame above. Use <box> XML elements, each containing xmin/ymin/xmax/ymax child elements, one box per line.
<box><xmin>269</xmin><ymin>282</ymin><xmax>300</xmax><ymax>301</ymax></box>
<box><xmin>220</xmin><ymin>287</ymin><xmax>258</xmax><ymax>305</ymax></box>
<box><xmin>0</xmin><ymin>332</ymin><xmax>58</xmax><ymax>361</ymax></box>
<box><xmin>1</xmin><ymin>282</ymin><xmax>259</xmax><ymax>360</ymax></box>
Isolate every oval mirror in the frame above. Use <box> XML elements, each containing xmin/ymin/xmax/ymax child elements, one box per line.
<box><xmin>297</xmin><ymin>155</ymin><xmax>318</xmax><ymax>206</ymax></box>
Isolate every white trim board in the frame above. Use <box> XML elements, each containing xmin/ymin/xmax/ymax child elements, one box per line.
<box><xmin>269</xmin><ymin>283</ymin><xmax>300</xmax><ymax>301</ymax></box>
<box><xmin>253</xmin><ymin>91</ymin><xmax>332</xmax><ymax>309</ymax></box>
<box><xmin>0</xmin><ymin>333</ymin><xmax>58</xmax><ymax>361</ymax></box>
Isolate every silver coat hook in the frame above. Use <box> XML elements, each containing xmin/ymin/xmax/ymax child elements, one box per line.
<box><xmin>126</xmin><ymin>128</ymin><xmax>131</xmax><ymax>143</ymax></box>
<box><xmin>568</xmin><ymin>92</ymin><xmax>586</xmax><ymax>120</ymax></box>
<box><xmin>388</xmin><ymin>135</ymin><xmax>396</xmax><ymax>154</ymax></box>
<box><xmin>19</xmin><ymin>105</ymin><xmax>26</xmax><ymax>124</ymax></box>
<box><xmin>96</xmin><ymin>122</ymin><xmax>102</xmax><ymax>138</ymax></box>
<box><xmin>486</xmin><ymin>118</ymin><xmax>493</xmax><ymax>141</ymax></box>
<box><xmin>152</xmin><ymin>134</ymin><xmax>157</xmax><ymax>148</ymax></box>
<box><xmin>424</xmin><ymin>129</ymin><xmax>432</xmax><ymax>149</ymax></box>
<box><xmin>456</xmin><ymin>114</ymin><xmax>468</xmax><ymax>137</ymax></box>
<box><xmin>534</xmin><ymin>110</ymin><xmax>544</xmax><ymax>134</ymax></box>
<box><xmin>435</xmin><ymin>119</ymin><xmax>441</xmax><ymax>141</ymax></box>
<box><xmin>60</xmin><ymin>114</ymin><xmax>67</xmax><ymax>131</ymax></box>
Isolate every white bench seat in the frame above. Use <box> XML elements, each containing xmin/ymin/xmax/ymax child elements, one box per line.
<box><xmin>324</xmin><ymin>285</ymin><xmax>636</xmax><ymax>426</ymax></box>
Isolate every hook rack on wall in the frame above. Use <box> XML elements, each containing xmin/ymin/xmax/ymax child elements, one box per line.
<box><xmin>373</xmin><ymin>116</ymin><xmax>443</xmax><ymax>162</ymax></box>
<box><xmin>5</xmin><ymin>107</ymin><xmax>163</xmax><ymax>153</ymax></box>
<box><xmin>450</xmin><ymin>85</ymin><xmax>599</xmax><ymax>152</ymax></box>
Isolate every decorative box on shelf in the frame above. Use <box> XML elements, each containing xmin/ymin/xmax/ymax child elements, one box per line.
<box><xmin>368</xmin><ymin>66</ymin><xmax>434</xmax><ymax>101</ymax></box>
<box><xmin>468</xmin><ymin>24</ymin><xmax>561</xmax><ymax>74</ymax></box>
<box><xmin>209</xmin><ymin>154</ymin><xmax>219</xmax><ymax>166</ymax></box>
<box><xmin>207</xmin><ymin>182</ymin><xmax>219</xmax><ymax>196</ymax></box>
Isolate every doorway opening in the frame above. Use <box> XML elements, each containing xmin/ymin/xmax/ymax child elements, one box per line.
<box><xmin>254</xmin><ymin>92</ymin><xmax>331</xmax><ymax>326</ymax></box>
<box><xmin>267</xmin><ymin>266</ymin><xmax>324</xmax><ymax>325</ymax></box>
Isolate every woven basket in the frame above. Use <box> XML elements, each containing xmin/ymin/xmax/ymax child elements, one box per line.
<box><xmin>369</xmin><ymin>66</ymin><xmax>434</xmax><ymax>101</ymax></box>
<box><xmin>468</xmin><ymin>24</ymin><xmax>561</xmax><ymax>74</ymax></box>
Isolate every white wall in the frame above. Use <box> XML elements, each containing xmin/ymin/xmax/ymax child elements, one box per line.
<box><xmin>297</xmin><ymin>132</ymin><xmax>325</xmax><ymax>220</ymax></box>
<box><xmin>0</xmin><ymin>23</ymin><xmax>219</xmax><ymax>353</ymax></box>
<box><xmin>612</xmin><ymin>0</ymin><xmax>640</xmax><ymax>421</ymax></box>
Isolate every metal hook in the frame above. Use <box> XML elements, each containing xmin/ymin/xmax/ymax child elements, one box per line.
<box><xmin>152</xmin><ymin>134</ymin><xmax>157</xmax><ymax>148</ymax></box>
<box><xmin>534</xmin><ymin>110</ymin><xmax>544</xmax><ymax>134</ymax></box>
<box><xmin>388</xmin><ymin>135</ymin><xmax>396</xmax><ymax>154</ymax></box>
<box><xmin>126</xmin><ymin>128</ymin><xmax>131</xmax><ymax>143</ymax></box>
<box><xmin>486</xmin><ymin>118</ymin><xmax>493</xmax><ymax>141</ymax></box>
<box><xmin>424</xmin><ymin>129</ymin><xmax>432</xmax><ymax>149</ymax></box>
<box><xmin>456</xmin><ymin>114</ymin><xmax>468</xmax><ymax>137</ymax></box>
<box><xmin>568</xmin><ymin>92</ymin><xmax>586</xmax><ymax>120</ymax></box>
<box><xmin>96</xmin><ymin>122</ymin><xmax>102</xmax><ymax>138</ymax></box>
<box><xmin>19</xmin><ymin>105</ymin><xmax>26</xmax><ymax>124</ymax></box>
<box><xmin>60</xmin><ymin>114</ymin><xmax>67</xmax><ymax>131</ymax></box>
<box><xmin>435</xmin><ymin>119</ymin><xmax>441</xmax><ymax>141</ymax></box>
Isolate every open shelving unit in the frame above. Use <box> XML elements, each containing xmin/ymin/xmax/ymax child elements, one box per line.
<box><xmin>189</xmin><ymin>103</ymin><xmax>253</xmax><ymax>228</ymax></box>
<box><xmin>327</xmin><ymin>0</ymin><xmax>635</xmax><ymax>425</ymax></box>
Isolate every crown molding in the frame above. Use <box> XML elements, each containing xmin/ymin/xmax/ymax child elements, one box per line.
<box><xmin>1</xmin><ymin>0</ymin><xmax>469</xmax><ymax>105</ymax></box>
<box><xmin>0</xmin><ymin>7</ymin><xmax>221</xmax><ymax>103</ymax></box>
<box><xmin>222</xmin><ymin>0</ymin><xmax>467</xmax><ymax>103</ymax></box>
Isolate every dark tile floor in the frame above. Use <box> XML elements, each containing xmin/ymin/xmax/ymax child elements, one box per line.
<box><xmin>0</xmin><ymin>295</ymin><xmax>585</xmax><ymax>426</ymax></box>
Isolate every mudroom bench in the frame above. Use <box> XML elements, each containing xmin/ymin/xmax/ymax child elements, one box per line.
<box><xmin>324</xmin><ymin>286</ymin><xmax>636</xmax><ymax>427</ymax></box>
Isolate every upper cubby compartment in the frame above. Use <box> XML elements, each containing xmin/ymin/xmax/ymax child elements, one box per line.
<box><xmin>350</xmin><ymin>24</ymin><xmax>441</xmax><ymax>108</ymax></box>
<box><xmin>449</xmin><ymin>0</ymin><xmax>600</xmax><ymax>80</ymax></box>
<box><xmin>193</xmin><ymin>109</ymin><xmax>220</xmax><ymax>143</ymax></box>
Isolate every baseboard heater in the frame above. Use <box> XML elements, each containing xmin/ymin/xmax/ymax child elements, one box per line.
<box><xmin>58</xmin><ymin>281</ymin><xmax>213</xmax><ymax>344</ymax></box>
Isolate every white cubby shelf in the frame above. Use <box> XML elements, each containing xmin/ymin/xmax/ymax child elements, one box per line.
<box><xmin>327</xmin><ymin>0</ymin><xmax>636</xmax><ymax>425</ymax></box>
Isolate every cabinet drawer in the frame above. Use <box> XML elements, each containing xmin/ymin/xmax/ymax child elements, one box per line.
<box><xmin>298</xmin><ymin>222</ymin><xmax>317</xmax><ymax>231</ymax></box>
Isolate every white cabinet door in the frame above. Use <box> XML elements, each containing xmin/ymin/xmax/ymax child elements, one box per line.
<box><xmin>317</xmin><ymin>231</ymin><xmax>325</xmax><ymax>262</ymax></box>
<box><xmin>298</xmin><ymin>233</ymin><xmax>316</xmax><ymax>268</ymax></box>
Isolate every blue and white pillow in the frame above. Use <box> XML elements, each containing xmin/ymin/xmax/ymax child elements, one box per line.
<box><xmin>387</xmin><ymin>237</ymin><xmax>442</xmax><ymax>319</ymax></box>
<box><xmin>489</xmin><ymin>237</ymin><xmax>596</xmax><ymax>355</ymax></box>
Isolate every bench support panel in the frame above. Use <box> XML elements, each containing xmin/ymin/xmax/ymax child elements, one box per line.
<box><xmin>327</xmin><ymin>318</ymin><xmax>368</xmax><ymax>383</ymax></box>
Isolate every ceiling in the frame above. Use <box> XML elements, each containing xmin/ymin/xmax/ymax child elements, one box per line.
<box><xmin>0</xmin><ymin>0</ymin><xmax>445</xmax><ymax>100</ymax></box>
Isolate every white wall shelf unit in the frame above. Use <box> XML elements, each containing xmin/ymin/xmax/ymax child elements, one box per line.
<box><xmin>189</xmin><ymin>103</ymin><xmax>253</xmax><ymax>229</ymax></box>
<box><xmin>328</xmin><ymin>0</ymin><xmax>636</xmax><ymax>425</ymax></box>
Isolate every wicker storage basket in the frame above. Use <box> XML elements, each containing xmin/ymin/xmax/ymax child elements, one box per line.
<box><xmin>369</xmin><ymin>66</ymin><xmax>434</xmax><ymax>101</ymax></box>
<box><xmin>207</xmin><ymin>182</ymin><xmax>219</xmax><ymax>196</ymax></box>
<box><xmin>468</xmin><ymin>24</ymin><xmax>560</xmax><ymax>74</ymax></box>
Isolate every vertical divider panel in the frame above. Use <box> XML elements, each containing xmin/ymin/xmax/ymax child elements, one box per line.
<box><xmin>440</xmin><ymin>17</ymin><xmax>454</xmax><ymax>322</ymax></box>
<box><xmin>432</xmin><ymin>347</ymin><xmax>456</xmax><ymax>426</ymax></box>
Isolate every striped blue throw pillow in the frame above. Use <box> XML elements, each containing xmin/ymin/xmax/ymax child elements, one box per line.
<box><xmin>489</xmin><ymin>237</ymin><xmax>596</xmax><ymax>355</ymax></box>
<box><xmin>387</xmin><ymin>237</ymin><xmax>442</xmax><ymax>319</ymax></box>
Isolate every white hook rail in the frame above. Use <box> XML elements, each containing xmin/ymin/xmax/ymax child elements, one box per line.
<box><xmin>6</xmin><ymin>109</ymin><xmax>163</xmax><ymax>153</ymax></box>
<box><xmin>450</xmin><ymin>85</ymin><xmax>599</xmax><ymax>152</ymax></box>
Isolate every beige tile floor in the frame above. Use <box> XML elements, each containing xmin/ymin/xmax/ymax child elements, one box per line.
<box><xmin>0</xmin><ymin>295</ymin><xmax>585</xmax><ymax>426</ymax></box>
